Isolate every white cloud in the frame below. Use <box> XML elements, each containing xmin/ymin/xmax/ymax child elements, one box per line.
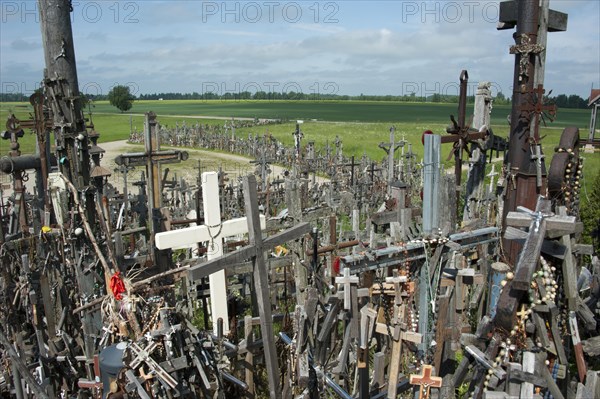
<box><xmin>0</xmin><ymin>0</ymin><xmax>597</xmax><ymax>97</ymax></box>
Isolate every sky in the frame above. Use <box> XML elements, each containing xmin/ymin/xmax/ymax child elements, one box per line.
<box><xmin>1</xmin><ymin>0</ymin><xmax>599</xmax><ymax>99</ymax></box>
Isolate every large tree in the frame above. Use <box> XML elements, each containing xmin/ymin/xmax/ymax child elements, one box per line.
<box><xmin>108</xmin><ymin>85</ymin><xmax>135</xmax><ymax>112</ymax></box>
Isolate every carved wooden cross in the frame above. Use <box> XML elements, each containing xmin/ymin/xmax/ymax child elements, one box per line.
<box><xmin>409</xmin><ymin>364</ymin><xmax>443</xmax><ymax>399</ymax></box>
<box><xmin>343</xmin><ymin>155</ymin><xmax>360</xmax><ymax>187</ymax></box>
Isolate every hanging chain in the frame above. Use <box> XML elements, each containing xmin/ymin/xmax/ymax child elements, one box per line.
<box><xmin>206</xmin><ymin>223</ymin><xmax>224</xmax><ymax>251</ymax></box>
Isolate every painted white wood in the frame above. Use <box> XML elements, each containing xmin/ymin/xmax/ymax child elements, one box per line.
<box><xmin>154</xmin><ymin>171</ymin><xmax>265</xmax><ymax>334</ymax></box>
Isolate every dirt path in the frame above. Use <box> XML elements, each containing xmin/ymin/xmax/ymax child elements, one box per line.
<box><xmin>101</xmin><ymin>140</ymin><xmax>329</xmax><ymax>187</ymax></box>
<box><xmin>0</xmin><ymin>140</ymin><xmax>326</xmax><ymax>198</ymax></box>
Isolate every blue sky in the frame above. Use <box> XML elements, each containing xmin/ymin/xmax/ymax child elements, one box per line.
<box><xmin>1</xmin><ymin>1</ymin><xmax>598</xmax><ymax>98</ymax></box>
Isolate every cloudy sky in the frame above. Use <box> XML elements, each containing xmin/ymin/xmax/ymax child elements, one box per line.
<box><xmin>1</xmin><ymin>1</ymin><xmax>598</xmax><ymax>99</ymax></box>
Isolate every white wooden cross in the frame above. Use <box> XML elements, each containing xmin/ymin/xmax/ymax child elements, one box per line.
<box><xmin>335</xmin><ymin>267</ymin><xmax>359</xmax><ymax>310</ymax></box>
<box><xmin>154</xmin><ymin>171</ymin><xmax>265</xmax><ymax>334</ymax></box>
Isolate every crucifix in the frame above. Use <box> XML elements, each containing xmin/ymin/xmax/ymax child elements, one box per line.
<box><xmin>250</xmin><ymin>150</ymin><xmax>274</xmax><ymax>193</ymax></box>
<box><xmin>379</xmin><ymin>126</ymin><xmax>406</xmax><ymax>193</ymax></box>
<box><xmin>494</xmin><ymin>195</ymin><xmax>578</xmax><ymax>331</ymax></box>
<box><xmin>409</xmin><ymin>364</ymin><xmax>443</xmax><ymax>399</ymax></box>
<box><xmin>440</xmin><ymin>71</ymin><xmax>488</xmax><ymax>206</ymax></box>
<box><xmin>115</xmin><ymin>112</ymin><xmax>189</xmax><ymax>267</ymax></box>
<box><xmin>293</xmin><ymin>122</ymin><xmax>304</xmax><ymax>160</ymax></box>
<box><xmin>155</xmin><ymin>171</ymin><xmax>266</xmax><ymax>334</ymax></box>
<box><xmin>343</xmin><ymin>155</ymin><xmax>361</xmax><ymax>187</ymax></box>
<box><xmin>499</xmin><ymin>0</ymin><xmax>568</xmax><ymax>265</ymax></box>
<box><xmin>185</xmin><ymin>174</ymin><xmax>311</xmax><ymax>399</ymax></box>
<box><xmin>128</xmin><ymin>341</ymin><xmax>178</xmax><ymax>390</ymax></box>
<box><xmin>1</xmin><ymin>115</ymin><xmax>28</xmax><ymax>234</ymax></box>
<box><xmin>15</xmin><ymin>92</ymin><xmax>54</xmax><ymax>211</ymax></box>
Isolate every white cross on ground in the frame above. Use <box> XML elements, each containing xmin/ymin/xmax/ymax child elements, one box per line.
<box><xmin>155</xmin><ymin>171</ymin><xmax>265</xmax><ymax>334</ymax></box>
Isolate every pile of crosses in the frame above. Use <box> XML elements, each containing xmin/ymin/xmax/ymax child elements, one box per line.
<box><xmin>1</xmin><ymin>1</ymin><xmax>600</xmax><ymax>399</ymax></box>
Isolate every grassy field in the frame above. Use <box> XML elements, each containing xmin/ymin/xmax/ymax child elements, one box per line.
<box><xmin>80</xmin><ymin>99</ymin><xmax>591</xmax><ymax>128</ymax></box>
<box><xmin>0</xmin><ymin>99</ymin><xmax>597</xmax><ymax>189</ymax></box>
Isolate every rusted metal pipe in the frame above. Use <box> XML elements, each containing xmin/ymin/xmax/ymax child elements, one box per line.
<box><xmin>306</xmin><ymin>239</ymin><xmax>360</xmax><ymax>256</ymax></box>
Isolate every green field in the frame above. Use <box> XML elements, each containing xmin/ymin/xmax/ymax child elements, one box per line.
<box><xmin>0</xmin><ymin>99</ymin><xmax>597</xmax><ymax>183</ymax></box>
<box><xmin>83</xmin><ymin>99</ymin><xmax>591</xmax><ymax>128</ymax></box>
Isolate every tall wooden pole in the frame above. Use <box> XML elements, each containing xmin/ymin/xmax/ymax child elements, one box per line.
<box><xmin>502</xmin><ymin>0</ymin><xmax>543</xmax><ymax>264</ymax></box>
<box><xmin>38</xmin><ymin>0</ymin><xmax>92</xmax><ymax>190</ymax></box>
<box><xmin>38</xmin><ymin>0</ymin><xmax>99</xmax><ymax>374</ymax></box>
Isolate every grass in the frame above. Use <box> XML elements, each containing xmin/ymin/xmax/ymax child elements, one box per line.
<box><xmin>1</xmin><ymin>99</ymin><xmax>598</xmax><ymax>198</ymax></box>
<box><xmin>75</xmin><ymin>99</ymin><xmax>591</xmax><ymax>127</ymax></box>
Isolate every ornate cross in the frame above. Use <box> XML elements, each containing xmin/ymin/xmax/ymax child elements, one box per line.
<box><xmin>409</xmin><ymin>364</ymin><xmax>443</xmax><ymax>399</ymax></box>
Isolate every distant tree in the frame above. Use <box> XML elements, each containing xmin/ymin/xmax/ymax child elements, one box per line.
<box><xmin>79</xmin><ymin>92</ymin><xmax>91</xmax><ymax>109</ymax></box>
<box><xmin>108</xmin><ymin>85</ymin><xmax>135</xmax><ymax>112</ymax></box>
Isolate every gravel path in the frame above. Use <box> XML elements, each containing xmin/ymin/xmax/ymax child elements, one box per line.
<box><xmin>1</xmin><ymin>140</ymin><xmax>326</xmax><ymax>198</ymax></box>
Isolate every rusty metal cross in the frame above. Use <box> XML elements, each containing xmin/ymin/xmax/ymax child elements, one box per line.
<box><xmin>441</xmin><ymin>71</ymin><xmax>488</xmax><ymax>198</ymax></box>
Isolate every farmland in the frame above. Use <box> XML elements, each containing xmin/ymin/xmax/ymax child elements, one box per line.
<box><xmin>0</xmin><ymin>99</ymin><xmax>597</xmax><ymax>175</ymax></box>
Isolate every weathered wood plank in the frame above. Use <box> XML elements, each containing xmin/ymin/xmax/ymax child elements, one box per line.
<box><xmin>243</xmin><ymin>175</ymin><xmax>281</xmax><ymax>399</ymax></box>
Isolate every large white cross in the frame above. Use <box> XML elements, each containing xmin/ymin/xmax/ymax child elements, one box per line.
<box><xmin>155</xmin><ymin>171</ymin><xmax>265</xmax><ymax>334</ymax></box>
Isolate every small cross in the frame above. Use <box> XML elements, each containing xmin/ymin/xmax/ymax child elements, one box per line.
<box><xmin>409</xmin><ymin>364</ymin><xmax>443</xmax><ymax>399</ymax></box>
<box><xmin>335</xmin><ymin>267</ymin><xmax>359</xmax><ymax>310</ymax></box>
<box><xmin>77</xmin><ymin>355</ymin><xmax>102</xmax><ymax>392</ymax></box>
<box><xmin>517</xmin><ymin>304</ymin><xmax>529</xmax><ymax>323</ymax></box>
<box><xmin>530</xmin><ymin>144</ymin><xmax>545</xmax><ymax>188</ymax></box>
<box><xmin>385</xmin><ymin>270</ymin><xmax>408</xmax><ymax>305</ymax></box>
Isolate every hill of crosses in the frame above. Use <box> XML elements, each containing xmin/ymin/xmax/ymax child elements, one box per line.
<box><xmin>0</xmin><ymin>1</ymin><xmax>599</xmax><ymax>399</ymax></box>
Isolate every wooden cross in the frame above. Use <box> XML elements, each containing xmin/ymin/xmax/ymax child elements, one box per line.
<box><xmin>13</xmin><ymin>92</ymin><xmax>54</xmax><ymax>210</ymax></box>
<box><xmin>343</xmin><ymin>155</ymin><xmax>361</xmax><ymax>187</ymax></box>
<box><xmin>379</xmin><ymin>126</ymin><xmax>407</xmax><ymax>192</ymax></box>
<box><xmin>335</xmin><ymin>267</ymin><xmax>359</xmax><ymax>310</ymax></box>
<box><xmin>292</xmin><ymin>122</ymin><xmax>303</xmax><ymax>160</ymax></box>
<box><xmin>186</xmin><ymin>174</ymin><xmax>311</xmax><ymax>399</ymax></box>
<box><xmin>128</xmin><ymin>341</ymin><xmax>177</xmax><ymax>389</ymax></box>
<box><xmin>409</xmin><ymin>365</ymin><xmax>443</xmax><ymax>399</ymax></box>
<box><xmin>386</xmin><ymin>270</ymin><xmax>408</xmax><ymax>305</ymax></box>
<box><xmin>115</xmin><ymin>112</ymin><xmax>188</xmax><ymax>265</ymax></box>
<box><xmin>1</xmin><ymin>114</ymin><xmax>28</xmax><ymax>234</ymax></box>
<box><xmin>155</xmin><ymin>171</ymin><xmax>266</xmax><ymax>334</ymax></box>
<box><xmin>77</xmin><ymin>354</ymin><xmax>102</xmax><ymax>393</ymax></box>
<box><xmin>250</xmin><ymin>151</ymin><xmax>274</xmax><ymax>192</ymax></box>
<box><xmin>494</xmin><ymin>196</ymin><xmax>574</xmax><ymax>330</ymax></box>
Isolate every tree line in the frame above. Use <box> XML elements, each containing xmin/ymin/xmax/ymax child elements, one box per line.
<box><xmin>0</xmin><ymin>90</ymin><xmax>593</xmax><ymax>109</ymax></box>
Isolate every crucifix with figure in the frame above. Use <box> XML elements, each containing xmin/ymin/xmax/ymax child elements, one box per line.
<box><xmin>155</xmin><ymin>171</ymin><xmax>266</xmax><ymax>334</ymax></box>
<box><xmin>409</xmin><ymin>364</ymin><xmax>443</xmax><ymax>399</ymax></box>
